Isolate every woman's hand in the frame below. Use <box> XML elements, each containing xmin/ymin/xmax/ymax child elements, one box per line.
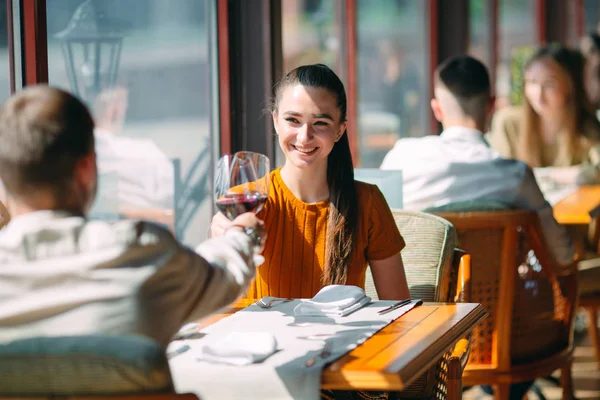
<box><xmin>211</xmin><ymin>212</ymin><xmax>266</xmax><ymax>253</ymax></box>
<box><xmin>210</xmin><ymin>211</ymin><xmax>233</xmax><ymax>237</ymax></box>
<box><xmin>227</xmin><ymin>213</ymin><xmax>267</xmax><ymax>253</ymax></box>
<box><xmin>229</xmin><ymin>212</ymin><xmax>264</xmax><ymax>232</ymax></box>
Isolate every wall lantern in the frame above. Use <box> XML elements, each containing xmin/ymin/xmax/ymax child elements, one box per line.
<box><xmin>55</xmin><ymin>0</ymin><xmax>127</xmax><ymax>102</ymax></box>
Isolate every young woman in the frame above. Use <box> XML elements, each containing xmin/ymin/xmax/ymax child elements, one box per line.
<box><xmin>488</xmin><ymin>44</ymin><xmax>600</xmax><ymax>184</ymax></box>
<box><xmin>212</xmin><ymin>64</ymin><xmax>410</xmax><ymax>301</ymax></box>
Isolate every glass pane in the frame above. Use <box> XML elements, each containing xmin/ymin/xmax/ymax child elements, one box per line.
<box><xmin>356</xmin><ymin>0</ymin><xmax>429</xmax><ymax>167</ymax></box>
<box><xmin>584</xmin><ymin>0</ymin><xmax>600</xmax><ymax>34</ymax></box>
<box><xmin>0</xmin><ymin>3</ymin><xmax>10</xmax><ymax>206</ymax></box>
<box><xmin>469</xmin><ymin>0</ymin><xmax>492</xmax><ymax>71</ymax></box>
<box><xmin>46</xmin><ymin>0</ymin><xmax>216</xmax><ymax>246</ymax></box>
<box><xmin>565</xmin><ymin>1</ymin><xmax>580</xmax><ymax>47</ymax></box>
<box><xmin>279</xmin><ymin>0</ymin><xmax>344</xmax><ymax>168</ymax></box>
<box><xmin>0</xmin><ymin>3</ymin><xmax>9</xmax><ymax>102</ymax></box>
<box><xmin>497</xmin><ymin>0</ymin><xmax>537</xmax><ymax>109</ymax></box>
<box><xmin>282</xmin><ymin>0</ymin><xmax>343</xmax><ymax>75</ymax></box>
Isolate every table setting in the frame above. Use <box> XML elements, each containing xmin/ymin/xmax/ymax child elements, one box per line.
<box><xmin>533</xmin><ymin>167</ymin><xmax>581</xmax><ymax>206</ymax></box>
<box><xmin>168</xmin><ymin>285</ymin><xmax>422</xmax><ymax>400</ymax></box>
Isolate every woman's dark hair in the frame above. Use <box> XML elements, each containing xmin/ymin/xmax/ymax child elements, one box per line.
<box><xmin>271</xmin><ymin>64</ymin><xmax>358</xmax><ymax>285</ymax></box>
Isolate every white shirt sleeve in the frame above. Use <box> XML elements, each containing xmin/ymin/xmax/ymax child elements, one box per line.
<box><xmin>136</xmin><ymin>228</ymin><xmax>256</xmax><ymax>345</ymax></box>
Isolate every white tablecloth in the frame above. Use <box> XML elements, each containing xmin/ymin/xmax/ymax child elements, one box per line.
<box><xmin>541</xmin><ymin>184</ymin><xmax>580</xmax><ymax>206</ymax></box>
<box><xmin>169</xmin><ymin>299</ymin><xmax>420</xmax><ymax>400</ymax></box>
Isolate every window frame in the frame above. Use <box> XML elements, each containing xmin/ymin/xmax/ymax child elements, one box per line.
<box><xmin>12</xmin><ymin>0</ymin><xmax>588</xmax><ymax>158</ymax></box>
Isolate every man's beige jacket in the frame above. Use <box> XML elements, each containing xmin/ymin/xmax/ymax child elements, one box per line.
<box><xmin>0</xmin><ymin>211</ymin><xmax>256</xmax><ymax>346</ymax></box>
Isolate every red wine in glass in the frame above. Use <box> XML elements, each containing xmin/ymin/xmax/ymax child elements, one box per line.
<box><xmin>215</xmin><ymin>192</ymin><xmax>269</xmax><ymax>220</ymax></box>
<box><xmin>214</xmin><ymin>151</ymin><xmax>270</xmax><ymax>223</ymax></box>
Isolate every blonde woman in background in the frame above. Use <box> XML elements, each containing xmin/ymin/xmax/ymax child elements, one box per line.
<box><xmin>488</xmin><ymin>44</ymin><xmax>600</xmax><ymax>185</ymax></box>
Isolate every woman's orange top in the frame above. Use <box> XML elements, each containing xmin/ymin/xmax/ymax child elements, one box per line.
<box><xmin>246</xmin><ymin>168</ymin><xmax>405</xmax><ymax>299</ymax></box>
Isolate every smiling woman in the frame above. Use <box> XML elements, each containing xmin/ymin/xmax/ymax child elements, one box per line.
<box><xmin>211</xmin><ymin>64</ymin><xmax>410</xmax><ymax>303</ymax></box>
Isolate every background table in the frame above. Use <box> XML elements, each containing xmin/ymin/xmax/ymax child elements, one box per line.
<box><xmin>553</xmin><ymin>186</ymin><xmax>600</xmax><ymax>225</ymax></box>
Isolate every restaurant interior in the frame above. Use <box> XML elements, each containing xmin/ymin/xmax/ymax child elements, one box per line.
<box><xmin>0</xmin><ymin>0</ymin><xmax>599</xmax><ymax>399</ymax></box>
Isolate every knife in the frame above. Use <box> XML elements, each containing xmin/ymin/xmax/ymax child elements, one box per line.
<box><xmin>378</xmin><ymin>298</ymin><xmax>423</xmax><ymax>315</ymax></box>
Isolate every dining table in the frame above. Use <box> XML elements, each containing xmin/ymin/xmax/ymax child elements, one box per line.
<box><xmin>552</xmin><ymin>185</ymin><xmax>600</xmax><ymax>225</ymax></box>
<box><xmin>549</xmin><ymin>185</ymin><xmax>600</xmax><ymax>258</ymax></box>
<box><xmin>193</xmin><ymin>299</ymin><xmax>487</xmax><ymax>392</ymax></box>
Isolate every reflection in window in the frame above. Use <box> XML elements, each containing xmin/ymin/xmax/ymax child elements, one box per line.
<box><xmin>46</xmin><ymin>0</ymin><xmax>215</xmax><ymax>246</ymax></box>
<box><xmin>497</xmin><ymin>0</ymin><xmax>536</xmax><ymax>109</ymax></box>
<box><xmin>0</xmin><ymin>4</ymin><xmax>10</xmax><ymax>206</ymax></box>
<box><xmin>279</xmin><ymin>0</ymin><xmax>343</xmax><ymax>168</ymax></box>
<box><xmin>0</xmin><ymin>4</ymin><xmax>9</xmax><ymax>102</ymax></box>
<box><xmin>585</xmin><ymin>0</ymin><xmax>600</xmax><ymax>34</ymax></box>
<box><xmin>356</xmin><ymin>0</ymin><xmax>428</xmax><ymax>167</ymax></box>
<box><xmin>565</xmin><ymin>1</ymin><xmax>579</xmax><ymax>47</ymax></box>
<box><xmin>469</xmin><ymin>0</ymin><xmax>493</xmax><ymax>71</ymax></box>
<box><xmin>281</xmin><ymin>0</ymin><xmax>342</xmax><ymax>74</ymax></box>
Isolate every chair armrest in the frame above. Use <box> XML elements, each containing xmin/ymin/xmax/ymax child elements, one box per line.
<box><xmin>446</xmin><ymin>336</ymin><xmax>471</xmax><ymax>400</ymax></box>
<box><xmin>450</xmin><ymin>336</ymin><xmax>471</xmax><ymax>371</ymax></box>
<box><xmin>453</xmin><ymin>249</ymin><xmax>471</xmax><ymax>303</ymax></box>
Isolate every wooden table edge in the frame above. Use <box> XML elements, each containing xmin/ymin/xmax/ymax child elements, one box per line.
<box><xmin>553</xmin><ymin>185</ymin><xmax>600</xmax><ymax>225</ymax></box>
<box><xmin>554</xmin><ymin>213</ymin><xmax>592</xmax><ymax>225</ymax></box>
<box><xmin>321</xmin><ymin>303</ymin><xmax>488</xmax><ymax>391</ymax></box>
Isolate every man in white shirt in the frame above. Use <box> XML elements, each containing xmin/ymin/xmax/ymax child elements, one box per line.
<box><xmin>0</xmin><ymin>85</ymin><xmax>264</xmax><ymax>347</ymax></box>
<box><xmin>381</xmin><ymin>55</ymin><xmax>574</xmax><ymax>267</ymax></box>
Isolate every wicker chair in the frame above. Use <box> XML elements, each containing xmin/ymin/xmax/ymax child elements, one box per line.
<box><xmin>364</xmin><ymin>210</ymin><xmax>472</xmax><ymax>400</ymax></box>
<box><xmin>0</xmin><ymin>335</ymin><xmax>199</xmax><ymax>400</ymax></box>
<box><xmin>578</xmin><ymin>211</ymin><xmax>600</xmax><ymax>364</ymax></box>
<box><xmin>431</xmin><ymin>210</ymin><xmax>579</xmax><ymax>400</ymax></box>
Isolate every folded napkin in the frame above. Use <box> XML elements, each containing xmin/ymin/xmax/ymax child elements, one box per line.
<box><xmin>196</xmin><ymin>332</ymin><xmax>278</xmax><ymax>366</ymax></box>
<box><xmin>293</xmin><ymin>285</ymin><xmax>371</xmax><ymax>317</ymax></box>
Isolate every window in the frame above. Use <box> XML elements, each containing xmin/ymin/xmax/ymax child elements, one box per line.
<box><xmin>566</xmin><ymin>0</ymin><xmax>581</xmax><ymax>47</ymax></box>
<box><xmin>278</xmin><ymin>0</ymin><xmax>344</xmax><ymax>168</ymax></box>
<box><xmin>46</xmin><ymin>0</ymin><xmax>217</xmax><ymax>246</ymax></box>
<box><xmin>356</xmin><ymin>0</ymin><xmax>429</xmax><ymax>167</ymax></box>
<box><xmin>497</xmin><ymin>0</ymin><xmax>537</xmax><ymax>109</ymax></box>
<box><xmin>584</xmin><ymin>0</ymin><xmax>600</xmax><ymax>34</ymax></box>
<box><xmin>0</xmin><ymin>1</ymin><xmax>11</xmax><ymax>206</ymax></box>
<box><xmin>0</xmin><ymin>2</ymin><xmax>9</xmax><ymax>102</ymax></box>
<box><xmin>469</xmin><ymin>0</ymin><xmax>493</xmax><ymax>72</ymax></box>
<box><xmin>282</xmin><ymin>0</ymin><xmax>343</xmax><ymax>74</ymax></box>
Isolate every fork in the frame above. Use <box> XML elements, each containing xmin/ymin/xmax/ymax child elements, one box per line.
<box><xmin>255</xmin><ymin>297</ymin><xmax>294</xmax><ymax>308</ymax></box>
<box><xmin>305</xmin><ymin>340</ymin><xmax>332</xmax><ymax>367</ymax></box>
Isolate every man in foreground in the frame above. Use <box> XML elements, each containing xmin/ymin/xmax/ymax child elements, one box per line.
<box><xmin>0</xmin><ymin>85</ymin><xmax>263</xmax><ymax>347</ymax></box>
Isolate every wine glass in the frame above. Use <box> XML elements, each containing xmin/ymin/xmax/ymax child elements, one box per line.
<box><xmin>214</xmin><ymin>151</ymin><xmax>270</xmax><ymax>221</ymax></box>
